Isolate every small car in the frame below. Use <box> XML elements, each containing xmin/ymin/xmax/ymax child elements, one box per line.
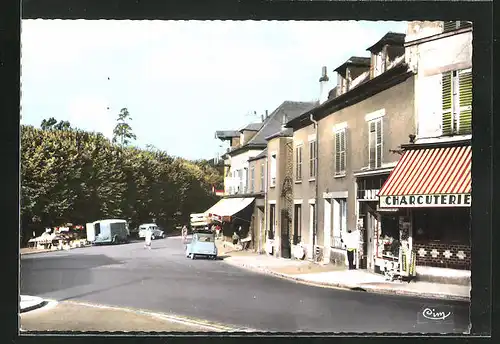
<box><xmin>138</xmin><ymin>223</ymin><xmax>165</xmax><ymax>240</ymax></box>
<box><xmin>185</xmin><ymin>230</ymin><xmax>217</xmax><ymax>260</ymax></box>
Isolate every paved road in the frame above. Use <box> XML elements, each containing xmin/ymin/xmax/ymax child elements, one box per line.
<box><xmin>20</xmin><ymin>237</ymin><xmax>470</xmax><ymax>333</ymax></box>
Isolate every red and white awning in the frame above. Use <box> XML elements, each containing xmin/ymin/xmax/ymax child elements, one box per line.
<box><xmin>378</xmin><ymin>145</ymin><xmax>471</xmax><ymax>208</ymax></box>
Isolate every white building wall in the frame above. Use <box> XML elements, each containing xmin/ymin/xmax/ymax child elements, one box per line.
<box><xmin>224</xmin><ymin>149</ymin><xmax>264</xmax><ymax>195</ymax></box>
<box><xmin>406</xmin><ymin>26</ymin><xmax>472</xmax><ymax>143</ymax></box>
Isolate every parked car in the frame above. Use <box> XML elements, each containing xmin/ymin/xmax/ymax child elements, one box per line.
<box><xmin>86</xmin><ymin>219</ymin><xmax>129</xmax><ymax>245</ymax></box>
<box><xmin>185</xmin><ymin>230</ymin><xmax>217</xmax><ymax>260</ymax></box>
<box><xmin>138</xmin><ymin>223</ymin><xmax>165</xmax><ymax>240</ymax></box>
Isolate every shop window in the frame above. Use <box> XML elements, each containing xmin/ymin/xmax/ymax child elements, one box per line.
<box><xmin>413</xmin><ymin>208</ymin><xmax>470</xmax><ymax>244</ymax></box>
<box><xmin>293</xmin><ymin>204</ymin><xmax>302</xmax><ymax>244</ymax></box>
<box><xmin>442</xmin><ymin>68</ymin><xmax>472</xmax><ymax>135</ymax></box>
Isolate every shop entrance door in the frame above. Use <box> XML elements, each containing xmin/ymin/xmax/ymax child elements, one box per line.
<box><xmin>366</xmin><ymin>211</ymin><xmax>379</xmax><ymax>271</ymax></box>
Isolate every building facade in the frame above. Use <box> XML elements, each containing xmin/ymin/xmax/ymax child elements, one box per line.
<box><xmin>378</xmin><ymin>21</ymin><xmax>472</xmax><ymax>283</ymax></box>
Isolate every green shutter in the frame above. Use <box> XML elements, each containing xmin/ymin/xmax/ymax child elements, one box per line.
<box><xmin>458</xmin><ymin>70</ymin><xmax>472</xmax><ymax>134</ymax></box>
<box><xmin>441</xmin><ymin>71</ymin><xmax>453</xmax><ymax>135</ymax></box>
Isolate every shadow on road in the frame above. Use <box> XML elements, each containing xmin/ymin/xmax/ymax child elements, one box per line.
<box><xmin>20</xmin><ymin>254</ymin><xmax>123</xmax><ymax>296</ymax></box>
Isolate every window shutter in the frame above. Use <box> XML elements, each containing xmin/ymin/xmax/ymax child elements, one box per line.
<box><xmin>441</xmin><ymin>71</ymin><xmax>453</xmax><ymax>135</ymax></box>
<box><xmin>335</xmin><ymin>132</ymin><xmax>341</xmax><ymax>174</ymax></box>
<box><xmin>458</xmin><ymin>69</ymin><xmax>472</xmax><ymax>134</ymax></box>
<box><xmin>443</xmin><ymin>21</ymin><xmax>458</xmax><ymax>32</ymax></box>
<box><xmin>376</xmin><ymin>121</ymin><xmax>382</xmax><ymax>168</ymax></box>
<box><xmin>340</xmin><ymin>129</ymin><xmax>346</xmax><ymax>172</ymax></box>
<box><xmin>369</xmin><ymin>121</ymin><xmax>376</xmax><ymax>169</ymax></box>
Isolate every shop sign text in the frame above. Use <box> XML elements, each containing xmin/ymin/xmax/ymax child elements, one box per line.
<box><xmin>379</xmin><ymin>194</ymin><xmax>471</xmax><ymax>208</ymax></box>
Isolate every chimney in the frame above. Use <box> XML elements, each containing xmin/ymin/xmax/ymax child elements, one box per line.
<box><xmin>261</xmin><ymin>114</ymin><xmax>264</xmax><ymax>122</ymax></box>
<box><xmin>319</xmin><ymin>66</ymin><xmax>330</xmax><ymax>104</ymax></box>
<box><xmin>281</xmin><ymin>114</ymin><xmax>287</xmax><ymax>130</ymax></box>
<box><xmin>266</xmin><ymin>110</ymin><xmax>269</xmax><ymax>118</ymax></box>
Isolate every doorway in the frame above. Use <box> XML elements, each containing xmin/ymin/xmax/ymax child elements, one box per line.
<box><xmin>281</xmin><ymin>209</ymin><xmax>291</xmax><ymax>259</ymax></box>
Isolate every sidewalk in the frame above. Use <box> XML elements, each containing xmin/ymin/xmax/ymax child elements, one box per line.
<box><xmin>20</xmin><ymin>295</ymin><xmax>47</xmax><ymax>313</ymax></box>
<box><xmin>20</xmin><ymin>299</ymin><xmax>246</xmax><ymax>332</ymax></box>
<box><xmin>217</xmin><ymin>241</ymin><xmax>470</xmax><ymax>302</ymax></box>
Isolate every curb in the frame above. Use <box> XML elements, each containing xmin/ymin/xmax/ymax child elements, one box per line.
<box><xmin>223</xmin><ymin>259</ymin><xmax>470</xmax><ymax>302</ymax></box>
<box><xmin>63</xmin><ymin>300</ymin><xmax>256</xmax><ymax>332</ymax></box>
<box><xmin>20</xmin><ymin>296</ymin><xmax>48</xmax><ymax>313</ymax></box>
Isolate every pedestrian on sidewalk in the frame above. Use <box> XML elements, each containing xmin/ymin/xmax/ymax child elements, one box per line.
<box><xmin>144</xmin><ymin>229</ymin><xmax>152</xmax><ymax>250</ymax></box>
<box><xmin>343</xmin><ymin>229</ymin><xmax>359</xmax><ymax>270</ymax></box>
<box><xmin>181</xmin><ymin>225</ymin><xmax>188</xmax><ymax>243</ymax></box>
<box><xmin>232</xmin><ymin>231</ymin><xmax>240</xmax><ymax>246</ymax></box>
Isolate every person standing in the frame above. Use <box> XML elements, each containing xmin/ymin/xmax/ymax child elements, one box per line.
<box><xmin>343</xmin><ymin>229</ymin><xmax>358</xmax><ymax>270</ymax></box>
<box><xmin>144</xmin><ymin>228</ymin><xmax>152</xmax><ymax>250</ymax></box>
<box><xmin>181</xmin><ymin>225</ymin><xmax>188</xmax><ymax>243</ymax></box>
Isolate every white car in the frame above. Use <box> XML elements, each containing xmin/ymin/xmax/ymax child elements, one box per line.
<box><xmin>138</xmin><ymin>224</ymin><xmax>165</xmax><ymax>240</ymax></box>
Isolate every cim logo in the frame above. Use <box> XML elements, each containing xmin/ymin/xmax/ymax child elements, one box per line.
<box><xmin>418</xmin><ymin>305</ymin><xmax>454</xmax><ymax>325</ymax></box>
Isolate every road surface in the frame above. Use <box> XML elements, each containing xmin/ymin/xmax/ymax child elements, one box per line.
<box><xmin>20</xmin><ymin>237</ymin><xmax>470</xmax><ymax>333</ymax></box>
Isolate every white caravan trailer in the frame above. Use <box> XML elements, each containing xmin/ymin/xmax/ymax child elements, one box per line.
<box><xmin>86</xmin><ymin>219</ymin><xmax>129</xmax><ymax>245</ymax></box>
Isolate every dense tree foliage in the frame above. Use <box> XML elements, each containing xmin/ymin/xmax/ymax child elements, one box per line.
<box><xmin>20</xmin><ymin>125</ymin><xmax>223</xmax><ymax>242</ymax></box>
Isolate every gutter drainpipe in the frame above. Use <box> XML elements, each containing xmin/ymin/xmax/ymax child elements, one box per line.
<box><xmin>310</xmin><ymin>114</ymin><xmax>319</xmax><ymax>262</ymax></box>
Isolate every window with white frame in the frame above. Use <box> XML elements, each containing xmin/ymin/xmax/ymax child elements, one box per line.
<box><xmin>250</xmin><ymin>165</ymin><xmax>255</xmax><ymax>193</ymax></box>
<box><xmin>334</xmin><ymin>129</ymin><xmax>346</xmax><ymax>175</ymax></box>
<box><xmin>331</xmin><ymin>198</ymin><xmax>347</xmax><ymax>248</ymax></box>
<box><xmin>309</xmin><ymin>140</ymin><xmax>317</xmax><ymax>179</ymax></box>
<box><xmin>295</xmin><ymin>145</ymin><xmax>303</xmax><ymax>181</ymax></box>
<box><xmin>270</xmin><ymin>154</ymin><xmax>277</xmax><ymax>187</ymax></box>
<box><xmin>442</xmin><ymin>68</ymin><xmax>472</xmax><ymax>136</ymax></box>
<box><xmin>368</xmin><ymin>118</ymin><xmax>382</xmax><ymax>169</ymax></box>
<box><xmin>260</xmin><ymin>162</ymin><xmax>265</xmax><ymax>192</ymax></box>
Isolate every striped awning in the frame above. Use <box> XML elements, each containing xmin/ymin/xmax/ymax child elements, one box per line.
<box><xmin>378</xmin><ymin>145</ymin><xmax>471</xmax><ymax>208</ymax></box>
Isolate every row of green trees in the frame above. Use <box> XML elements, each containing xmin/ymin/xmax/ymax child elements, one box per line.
<box><xmin>21</xmin><ymin>111</ymin><xmax>223</xmax><ymax>242</ymax></box>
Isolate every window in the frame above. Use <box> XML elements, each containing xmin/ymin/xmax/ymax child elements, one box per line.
<box><xmin>94</xmin><ymin>223</ymin><xmax>101</xmax><ymax>236</ymax></box>
<box><xmin>368</xmin><ymin>119</ymin><xmax>382</xmax><ymax>169</ymax></box>
<box><xmin>331</xmin><ymin>199</ymin><xmax>347</xmax><ymax>248</ymax></box>
<box><xmin>309</xmin><ymin>140</ymin><xmax>317</xmax><ymax>178</ymax></box>
<box><xmin>334</xmin><ymin>129</ymin><xmax>346</xmax><ymax>175</ymax></box>
<box><xmin>238</xmin><ymin>169</ymin><xmax>243</xmax><ymax>193</ymax></box>
<box><xmin>269</xmin><ymin>204</ymin><xmax>275</xmax><ymax>239</ymax></box>
<box><xmin>250</xmin><ymin>165</ymin><xmax>255</xmax><ymax>193</ymax></box>
<box><xmin>293</xmin><ymin>204</ymin><xmax>302</xmax><ymax>244</ymax></box>
<box><xmin>442</xmin><ymin>69</ymin><xmax>472</xmax><ymax>135</ymax></box>
<box><xmin>270</xmin><ymin>154</ymin><xmax>277</xmax><ymax>187</ymax></box>
<box><xmin>295</xmin><ymin>145</ymin><xmax>303</xmax><ymax>181</ymax></box>
<box><xmin>260</xmin><ymin>162</ymin><xmax>265</xmax><ymax>192</ymax></box>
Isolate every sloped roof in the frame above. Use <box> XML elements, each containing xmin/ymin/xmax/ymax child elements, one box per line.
<box><xmin>245</xmin><ymin>101</ymin><xmax>318</xmax><ymax>146</ymax></box>
<box><xmin>248</xmin><ymin>147</ymin><xmax>268</xmax><ymax>162</ymax></box>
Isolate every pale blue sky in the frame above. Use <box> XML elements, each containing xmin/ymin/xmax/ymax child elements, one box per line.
<box><xmin>21</xmin><ymin>20</ymin><xmax>407</xmax><ymax>160</ymax></box>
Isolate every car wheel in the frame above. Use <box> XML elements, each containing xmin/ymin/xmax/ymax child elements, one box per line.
<box><xmin>112</xmin><ymin>236</ymin><xmax>117</xmax><ymax>244</ymax></box>
<box><xmin>191</xmin><ymin>254</ymin><xmax>196</xmax><ymax>260</ymax></box>
<box><xmin>151</xmin><ymin>235</ymin><xmax>155</xmax><ymax>240</ymax></box>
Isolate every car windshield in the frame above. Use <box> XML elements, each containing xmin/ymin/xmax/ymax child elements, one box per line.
<box><xmin>197</xmin><ymin>234</ymin><xmax>214</xmax><ymax>242</ymax></box>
